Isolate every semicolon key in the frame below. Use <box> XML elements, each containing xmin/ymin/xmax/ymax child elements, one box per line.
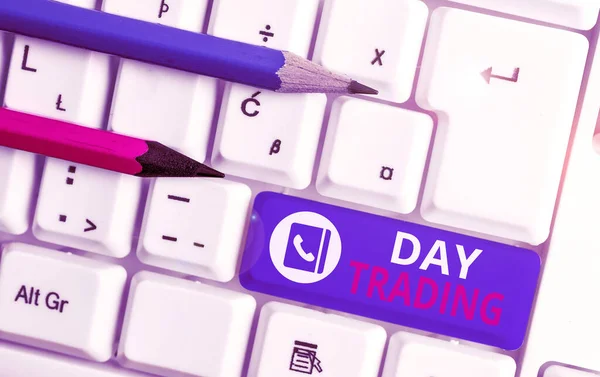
<box><xmin>239</xmin><ymin>192</ymin><xmax>541</xmax><ymax>350</ymax></box>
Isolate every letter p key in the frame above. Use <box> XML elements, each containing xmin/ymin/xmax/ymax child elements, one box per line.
<box><xmin>158</xmin><ymin>0</ymin><xmax>170</xmax><ymax>18</ymax></box>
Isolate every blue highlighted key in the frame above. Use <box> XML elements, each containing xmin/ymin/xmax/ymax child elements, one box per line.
<box><xmin>240</xmin><ymin>192</ymin><xmax>541</xmax><ymax>350</ymax></box>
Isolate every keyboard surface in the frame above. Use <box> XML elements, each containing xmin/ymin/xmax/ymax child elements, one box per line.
<box><xmin>0</xmin><ymin>0</ymin><xmax>599</xmax><ymax>376</ymax></box>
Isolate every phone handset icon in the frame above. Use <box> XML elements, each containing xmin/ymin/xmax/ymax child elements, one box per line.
<box><xmin>293</xmin><ymin>234</ymin><xmax>315</xmax><ymax>262</ymax></box>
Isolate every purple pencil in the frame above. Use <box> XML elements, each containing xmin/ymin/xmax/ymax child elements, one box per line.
<box><xmin>0</xmin><ymin>108</ymin><xmax>224</xmax><ymax>178</ymax></box>
<box><xmin>0</xmin><ymin>0</ymin><xmax>378</xmax><ymax>95</ymax></box>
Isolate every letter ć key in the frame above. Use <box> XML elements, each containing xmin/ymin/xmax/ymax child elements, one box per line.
<box><xmin>240</xmin><ymin>192</ymin><xmax>541</xmax><ymax>350</ymax></box>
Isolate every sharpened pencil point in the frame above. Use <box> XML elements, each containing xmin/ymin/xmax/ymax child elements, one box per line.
<box><xmin>196</xmin><ymin>165</ymin><xmax>225</xmax><ymax>178</ymax></box>
<box><xmin>348</xmin><ymin>80</ymin><xmax>378</xmax><ymax>95</ymax></box>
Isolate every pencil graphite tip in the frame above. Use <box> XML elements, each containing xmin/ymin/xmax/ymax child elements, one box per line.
<box><xmin>348</xmin><ymin>80</ymin><xmax>379</xmax><ymax>95</ymax></box>
<box><xmin>196</xmin><ymin>164</ymin><xmax>225</xmax><ymax>178</ymax></box>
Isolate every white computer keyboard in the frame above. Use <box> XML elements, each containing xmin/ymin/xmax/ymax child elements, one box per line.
<box><xmin>0</xmin><ymin>0</ymin><xmax>599</xmax><ymax>376</ymax></box>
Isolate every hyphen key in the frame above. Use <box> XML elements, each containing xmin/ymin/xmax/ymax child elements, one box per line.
<box><xmin>240</xmin><ymin>193</ymin><xmax>541</xmax><ymax>350</ymax></box>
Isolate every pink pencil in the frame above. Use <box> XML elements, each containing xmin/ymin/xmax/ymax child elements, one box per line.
<box><xmin>0</xmin><ymin>107</ymin><xmax>224</xmax><ymax>178</ymax></box>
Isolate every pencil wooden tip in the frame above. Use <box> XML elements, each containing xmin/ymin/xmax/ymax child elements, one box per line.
<box><xmin>348</xmin><ymin>80</ymin><xmax>378</xmax><ymax>95</ymax></box>
<box><xmin>196</xmin><ymin>165</ymin><xmax>225</xmax><ymax>178</ymax></box>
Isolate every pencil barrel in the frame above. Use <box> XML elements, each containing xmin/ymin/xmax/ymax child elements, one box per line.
<box><xmin>0</xmin><ymin>108</ymin><xmax>148</xmax><ymax>175</ymax></box>
<box><xmin>0</xmin><ymin>0</ymin><xmax>286</xmax><ymax>90</ymax></box>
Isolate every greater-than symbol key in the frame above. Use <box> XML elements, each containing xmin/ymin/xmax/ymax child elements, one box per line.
<box><xmin>84</xmin><ymin>219</ymin><xmax>96</xmax><ymax>232</ymax></box>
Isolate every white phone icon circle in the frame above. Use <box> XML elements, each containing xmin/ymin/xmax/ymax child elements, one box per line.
<box><xmin>293</xmin><ymin>234</ymin><xmax>315</xmax><ymax>262</ymax></box>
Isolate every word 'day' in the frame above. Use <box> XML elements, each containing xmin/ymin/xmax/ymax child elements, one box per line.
<box><xmin>240</xmin><ymin>193</ymin><xmax>540</xmax><ymax>350</ymax></box>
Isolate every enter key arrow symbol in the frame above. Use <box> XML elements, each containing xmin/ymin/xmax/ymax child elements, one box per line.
<box><xmin>481</xmin><ymin>67</ymin><xmax>520</xmax><ymax>84</ymax></box>
<box><xmin>84</xmin><ymin>219</ymin><xmax>97</xmax><ymax>232</ymax></box>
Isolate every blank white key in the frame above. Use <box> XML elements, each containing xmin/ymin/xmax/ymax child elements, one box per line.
<box><xmin>138</xmin><ymin>177</ymin><xmax>251</xmax><ymax>282</ymax></box>
<box><xmin>117</xmin><ymin>271</ymin><xmax>256</xmax><ymax>377</ymax></box>
<box><xmin>4</xmin><ymin>36</ymin><xmax>110</xmax><ymax>129</ymax></box>
<box><xmin>33</xmin><ymin>160</ymin><xmax>141</xmax><ymax>258</ymax></box>
<box><xmin>0</xmin><ymin>243</ymin><xmax>127</xmax><ymax>362</ymax></box>
<box><xmin>103</xmin><ymin>0</ymin><xmax>209</xmax><ymax>33</ymax></box>
<box><xmin>208</xmin><ymin>0</ymin><xmax>319</xmax><ymax>57</ymax></box>
<box><xmin>518</xmin><ymin>38</ymin><xmax>600</xmax><ymax>377</ymax></box>
<box><xmin>381</xmin><ymin>331</ymin><xmax>516</xmax><ymax>377</ymax></box>
<box><xmin>0</xmin><ymin>147</ymin><xmax>36</xmax><ymax>235</ymax></box>
<box><xmin>416</xmin><ymin>8</ymin><xmax>588</xmax><ymax>245</ymax></box>
<box><xmin>545</xmin><ymin>366</ymin><xmax>600</xmax><ymax>377</ymax></box>
<box><xmin>0</xmin><ymin>342</ymin><xmax>151</xmax><ymax>377</ymax></box>
<box><xmin>317</xmin><ymin>97</ymin><xmax>432</xmax><ymax>214</ymax></box>
<box><xmin>104</xmin><ymin>0</ymin><xmax>216</xmax><ymax>161</ymax></box>
<box><xmin>248</xmin><ymin>301</ymin><xmax>386</xmax><ymax>377</ymax></box>
<box><xmin>58</xmin><ymin>0</ymin><xmax>97</xmax><ymax>9</ymax></box>
<box><xmin>212</xmin><ymin>84</ymin><xmax>326</xmax><ymax>189</ymax></box>
<box><xmin>449</xmin><ymin>0</ymin><xmax>599</xmax><ymax>30</ymax></box>
<box><xmin>108</xmin><ymin>61</ymin><xmax>216</xmax><ymax>161</ymax></box>
<box><xmin>314</xmin><ymin>0</ymin><xmax>428</xmax><ymax>103</ymax></box>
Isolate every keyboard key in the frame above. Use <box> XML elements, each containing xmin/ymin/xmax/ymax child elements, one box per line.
<box><xmin>33</xmin><ymin>160</ymin><xmax>141</xmax><ymax>258</ymax></box>
<box><xmin>248</xmin><ymin>301</ymin><xmax>386</xmax><ymax>377</ymax></box>
<box><xmin>212</xmin><ymin>84</ymin><xmax>326</xmax><ymax>189</ymax></box>
<box><xmin>381</xmin><ymin>331</ymin><xmax>516</xmax><ymax>377</ymax></box>
<box><xmin>58</xmin><ymin>0</ymin><xmax>97</xmax><ymax>9</ymax></box>
<box><xmin>4</xmin><ymin>11</ymin><xmax>131</xmax><ymax>253</ymax></box>
<box><xmin>108</xmin><ymin>61</ymin><xmax>216</xmax><ymax>161</ymax></box>
<box><xmin>317</xmin><ymin>97</ymin><xmax>432</xmax><ymax>214</ymax></box>
<box><xmin>0</xmin><ymin>147</ymin><xmax>35</xmax><ymax>235</ymax></box>
<box><xmin>416</xmin><ymin>8</ymin><xmax>588</xmax><ymax>245</ymax></box>
<box><xmin>0</xmin><ymin>342</ymin><xmax>151</xmax><ymax>377</ymax></box>
<box><xmin>314</xmin><ymin>0</ymin><xmax>428</xmax><ymax>102</ymax></box>
<box><xmin>208</xmin><ymin>0</ymin><xmax>320</xmax><ymax>57</ymax></box>
<box><xmin>0</xmin><ymin>36</ymin><xmax>35</xmax><ymax>236</ymax></box>
<box><xmin>518</xmin><ymin>47</ymin><xmax>600</xmax><ymax>376</ymax></box>
<box><xmin>109</xmin><ymin>60</ymin><xmax>217</xmax><ymax>161</ymax></box>
<box><xmin>103</xmin><ymin>0</ymin><xmax>210</xmax><ymax>33</ymax></box>
<box><xmin>0</xmin><ymin>31</ymin><xmax>6</xmax><ymax>87</ymax></box>
<box><xmin>208</xmin><ymin>0</ymin><xmax>323</xmax><ymax>187</ymax></box>
<box><xmin>137</xmin><ymin>178</ymin><xmax>251</xmax><ymax>282</ymax></box>
<box><xmin>104</xmin><ymin>0</ymin><xmax>216</xmax><ymax>161</ymax></box>
<box><xmin>5</xmin><ymin>0</ymin><xmax>106</xmax><ymax>122</ymax></box>
<box><xmin>239</xmin><ymin>192</ymin><xmax>540</xmax><ymax>350</ymax></box>
<box><xmin>545</xmin><ymin>366</ymin><xmax>600</xmax><ymax>377</ymax></box>
<box><xmin>449</xmin><ymin>0</ymin><xmax>599</xmax><ymax>30</ymax></box>
<box><xmin>0</xmin><ymin>243</ymin><xmax>127</xmax><ymax>362</ymax></box>
<box><xmin>4</xmin><ymin>36</ymin><xmax>110</xmax><ymax>129</ymax></box>
<box><xmin>117</xmin><ymin>271</ymin><xmax>256</xmax><ymax>377</ymax></box>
